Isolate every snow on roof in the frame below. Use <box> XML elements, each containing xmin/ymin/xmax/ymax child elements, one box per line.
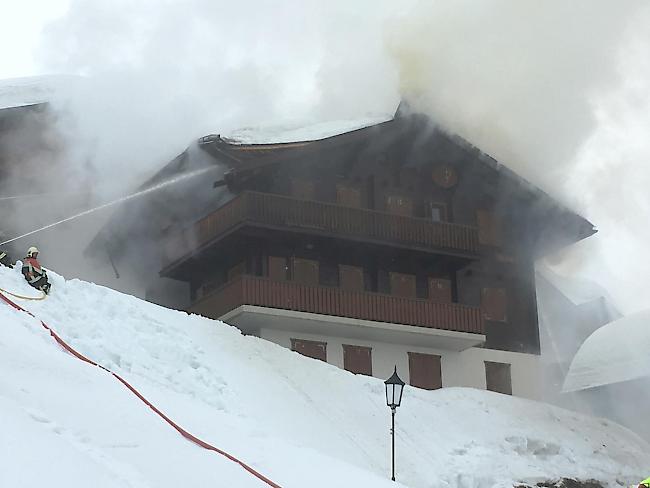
<box><xmin>221</xmin><ymin>115</ymin><xmax>393</xmax><ymax>145</ymax></box>
<box><xmin>0</xmin><ymin>75</ymin><xmax>73</xmax><ymax>111</ymax></box>
<box><xmin>564</xmin><ymin>309</ymin><xmax>650</xmax><ymax>391</ymax></box>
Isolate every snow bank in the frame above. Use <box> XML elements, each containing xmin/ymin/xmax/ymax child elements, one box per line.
<box><xmin>564</xmin><ymin>309</ymin><xmax>650</xmax><ymax>392</ymax></box>
<box><xmin>0</xmin><ymin>265</ymin><xmax>647</xmax><ymax>488</ymax></box>
<box><xmin>221</xmin><ymin>115</ymin><xmax>392</xmax><ymax>145</ymax></box>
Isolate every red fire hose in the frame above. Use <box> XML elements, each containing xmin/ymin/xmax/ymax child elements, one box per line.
<box><xmin>0</xmin><ymin>291</ymin><xmax>282</xmax><ymax>488</ymax></box>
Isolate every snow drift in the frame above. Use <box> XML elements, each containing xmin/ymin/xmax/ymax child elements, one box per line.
<box><xmin>0</xmin><ymin>265</ymin><xmax>648</xmax><ymax>488</ymax></box>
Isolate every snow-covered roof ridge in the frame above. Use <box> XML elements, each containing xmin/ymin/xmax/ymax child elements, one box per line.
<box><xmin>220</xmin><ymin>114</ymin><xmax>393</xmax><ymax>146</ymax></box>
<box><xmin>564</xmin><ymin>309</ymin><xmax>650</xmax><ymax>391</ymax></box>
<box><xmin>0</xmin><ymin>74</ymin><xmax>76</xmax><ymax>111</ymax></box>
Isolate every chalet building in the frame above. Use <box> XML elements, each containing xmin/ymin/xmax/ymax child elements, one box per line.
<box><xmin>88</xmin><ymin>104</ymin><xmax>595</xmax><ymax>398</ymax></box>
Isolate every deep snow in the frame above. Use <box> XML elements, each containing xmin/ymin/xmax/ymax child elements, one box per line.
<box><xmin>0</xmin><ymin>265</ymin><xmax>648</xmax><ymax>488</ymax></box>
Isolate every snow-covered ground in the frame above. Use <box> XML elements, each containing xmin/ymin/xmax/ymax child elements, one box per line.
<box><xmin>0</xmin><ymin>265</ymin><xmax>648</xmax><ymax>488</ymax></box>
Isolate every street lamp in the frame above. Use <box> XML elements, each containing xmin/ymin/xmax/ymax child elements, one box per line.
<box><xmin>384</xmin><ymin>366</ymin><xmax>405</xmax><ymax>482</ymax></box>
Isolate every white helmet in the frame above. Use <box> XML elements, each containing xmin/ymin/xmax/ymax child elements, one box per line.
<box><xmin>27</xmin><ymin>246</ymin><xmax>39</xmax><ymax>257</ymax></box>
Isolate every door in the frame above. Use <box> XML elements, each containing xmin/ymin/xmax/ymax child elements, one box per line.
<box><xmin>339</xmin><ymin>265</ymin><xmax>364</xmax><ymax>291</ymax></box>
<box><xmin>481</xmin><ymin>287</ymin><xmax>508</xmax><ymax>322</ymax></box>
<box><xmin>343</xmin><ymin>345</ymin><xmax>372</xmax><ymax>376</ymax></box>
<box><xmin>291</xmin><ymin>338</ymin><xmax>327</xmax><ymax>362</ymax></box>
<box><xmin>336</xmin><ymin>184</ymin><xmax>362</xmax><ymax>208</ymax></box>
<box><xmin>408</xmin><ymin>352</ymin><xmax>442</xmax><ymax>390</ymax></box>
<box><xmin>268</xmin><ymin>256</ymin><xmax>288</xmax><ymax>281</ymax></box>
<box><xmin>390</xmin><ymin>272</ymin><xmax>416</xmax><ymax>298</ymax></box>
<box><xmin>386</xmin><ymin>195</ymin><xmax>413</xmax><ymax>216</ymax></box>
<box><xmin>485</xmin><ymin>361</ymin><xmax>512</xmax><ymax>395</ymax></box>
<box><xmin>476</xmin><ymin>210</ymin><xmax>500</xmax><ymax>246</ymax></box>
<box><xmin>292</xmin><ymin>257</ymin><xmax>319</xmax><ymax>285</ymax></box>
<box><xmin>428</xmin><ymin>278</ymin><xmax>452</xmax><ymax>303</ymax></box>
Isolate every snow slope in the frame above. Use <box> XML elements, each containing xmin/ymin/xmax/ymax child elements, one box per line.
<box><xmin>1</xmin><ymin>265</ymin><xmax>648</xmax><ymax>488</ymax></box>
<box><xmin>564</xmin><ymin>309</ymin><xmax>650</xmax><ymax>392</ymax></box>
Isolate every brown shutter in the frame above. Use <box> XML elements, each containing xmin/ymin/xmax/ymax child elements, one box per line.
<box><xmin>336</xmin><ymin>184</ymin><xmax>362</xmax><ymax>208</ymax></box>
<box><xmin>485</xmin><ymin>361</ymin><xmax>512</xmax><ymax>395</ymax></box>
<box><xmin>227</xmin><ymin>261</ymin><xmax>246</xmax><ymax>282</ymax></box>
<box><xmin>343</xmin><ymin>345</ymin><xmax>372</xmax><ymax>376</ymax></box>
<box><xmin>339</xmin><ymin>265</ymin><xmax>364</xmax><ymax>291</ymax></box>
<box><xmin>481</xmin><ymin>287</ymin><xmax>508</xmax><ymax>322</ymax></box>
<box><xmin>386</xmin><ymin>195</ymin><xmax>413</xmax><ymax>216</ymax></box>
<box><xmin>476</xmin><ymin>210</ymin><xmax>501</xmax><ymax>246</ymax></box>
<box><xmin>268</xmin><ymin>256</ymin><xmax>288</xmax><ymax>281</ymax></box>
<box><xmin>291</xmin><ymin>338</ymin><xmax>327</xmax><ymax>362</ymax></box>
<box><xmin>291</xmin><ymin>179</ymin><xmax>315</xmax><ymax>200</ymax></box>
<box><xmin>292</xmin><ymin>257</ymin><xmax>319</xmax><ymax>285</ymax></box>
<box><xmin>408</xmin><ymin>352</ymin><xmax>442</xmax><ymax>390</ymax></box>
<box><xmin>389</xmin><ymin>272</ymin><xmax>416</xmax><ymax>298</ymax></box>
<box><xmin>428</xmin><ymin>278</ymin><xmax>452</xmax><ymax>303</ymax></box>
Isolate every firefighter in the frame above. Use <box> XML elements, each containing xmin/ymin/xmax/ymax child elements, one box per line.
<box><xmin>0</xmin><ymin>249</ymin><xmax>12</xmax><ymax>268</ymax></box>
<box><xmin>21</xmin><ymin>246</ymin><xmax>51</xmax><ymax>294</ymax></box>
<box><xmin>639</xmin><ymin>477</ymin><xmax>650</xmax><ymax>488</ymax></box>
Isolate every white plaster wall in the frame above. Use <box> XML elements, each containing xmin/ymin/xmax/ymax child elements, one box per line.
<box><xmin>260</xmin><ymin>328</ymin><xmax>543</xmax><ymax>400</ymax></box>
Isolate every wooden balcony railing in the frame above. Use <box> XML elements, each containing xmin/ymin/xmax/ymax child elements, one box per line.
<box><xmin>189</xmin><ymin>275</ymin><xmax>485</xmax><ymax>335</ymax></box>
<box><xmin>165</xmin><ymin>191</ymin><xmax>480</xmax><ymax>267</ymax></box>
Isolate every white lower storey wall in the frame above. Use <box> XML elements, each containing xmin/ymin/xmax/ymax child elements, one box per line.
<box><xmin>259</xmin><ymin>327</ymin><xmax>543</xmax><ymax>400</ymax></box>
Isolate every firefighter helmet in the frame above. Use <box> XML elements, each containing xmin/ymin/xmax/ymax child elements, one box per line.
<box><xmin>27</xmin><ymin>246</ymin><xmax>39</xmax><ymax>257</ymax></box>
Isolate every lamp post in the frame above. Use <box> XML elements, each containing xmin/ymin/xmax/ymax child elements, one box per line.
<box><xmin>384</xmin><ymin>366</ymin><xmax>405</xmax><ymax>482</ymax></box>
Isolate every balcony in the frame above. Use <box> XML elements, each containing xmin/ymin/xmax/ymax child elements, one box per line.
<box><xmin>189</xmin><ymin>275</ymin><xmax>485</xmax><ymax>350</ymax></box>
<box><xmin>163</xmin><ymin>191</ymin><xmax>480</xmax><ymax>270</ymax></box>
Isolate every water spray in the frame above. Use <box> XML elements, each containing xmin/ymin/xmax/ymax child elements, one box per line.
<box><xmin>0</xmin><ymin>166</ymin><xmax>220</xmax><ymax>247</ymax></box>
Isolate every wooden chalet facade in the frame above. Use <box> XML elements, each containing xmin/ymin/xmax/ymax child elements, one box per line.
<box><xmin>89</xmin><ymin>104</ymin><xmax>595</xmax><ymax>397</ymax></box>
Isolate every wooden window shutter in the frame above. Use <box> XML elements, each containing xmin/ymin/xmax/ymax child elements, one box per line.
<box><xmin>408</xmin><ymin>352</ymin><xmax>442</xmax><ymax>390</ymax></box>
<box><xmin>343</xmin><ymin>345</ymin><xmax>372</xmax><ymax>376</ymax></box>
<box><xmin>227</xmin><ymin>261</ymin><xmax>246</xmax><ymax>282</ymax></box>
<box><xmin>336</xmin><ymin>184</ymin><xmax>362</xmax><ymax>208</ymax></box>
<box><xmin>291</xmin><ymin>179</ymin><xmax>315</xmax><ymax>200</ymax></box>
<box><xmin>481</xmin><ymin>287</ymin><xmax>507</xmax><ymax>322</ymax></box>
<box><xmin>386</xmin><ymin>195</ymin><xmax>413</xmax><ymax>216</ymax></box>
<box><xmin>268</xmin><ymin>256</ymin><xmax>288</xmax><ymax>281</ymax></box>
<box><xmin>291</xmin><ymin>338</ymin><xmax>327</xmax><ymax>362</ymax></box>
<box><xmin>389</xmin><ymin>272</ymin><xmax>416</xmax><ymax>298</ymax></box>
<box><xmin>428</xmin><ymin>278</ymin><xmax>452</xmax><ymax>303</ymax></box>
<box><xmin>485</xmin><ymin>361</ymin><xmax>512</xmax><ymax>395</ymax></box>
<box><xmin>292</xmin><ymin>257</ymin><xmax>319</xmax><ymax>285</ymax></box>
<box><xmin>476</xmin><ymin>210</ymin><xmax>501</xmax><ymax>246</ymax></box>
<box><xmin>339</xmin><ymin>265</ymin><xmax>364</xmax><ymax>291</ymax></box>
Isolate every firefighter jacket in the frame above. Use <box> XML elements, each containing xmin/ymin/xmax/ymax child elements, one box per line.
<box><xmin>22</xmin><ymin>256</ymin><xmax>47</xmax><ymax>285</ymax></box>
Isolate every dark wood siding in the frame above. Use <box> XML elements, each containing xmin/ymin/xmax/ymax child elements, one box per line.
<box><xmin>291</xmin><ymin>179</ymin><xmax>315</xmax><ymax>200</ymax></box>
<box><xmin>485</xmin><ymin>361</ymin><xmax>512</xmax><ymax>395</ymax></box>
<box><xmin>292</xmin><ymin>257</ymin><xmax>319</xmax><ymax>285</ymax></box>
<box><xmin>268</xmin><ymin>256</ymin><xmax>287</xmax><ymax>281</ymax></box>
<box><xmin>481</xmin><ymin>287</ymin><xmax>507</xmax><ymax>322</ymax></box>
<box><xmin>291</xmin><ymin>338</ymin><xmax>327</xmax><ymax>361</ymax></box>
<box><xmin>343</xmin><ymin>345</ymin><xmax>372</xmax><ymax>375</ymax></box>
<box><xmin>227</xmin><ymin>261</ymin><xmax>246</xmax><ymax>282</ymax></box>
<box><xmin>408</xmin><ymin>352</ymin><xmax>442</xmax><ymax>390</ymax></box>
<box><xmin>429</xmin><ymin>278</ymin><xmax>452</xmax><ymax>303</ymax></box>
<box><xmin>390</xmin><ymin>272</ymin><xmax>416</xmax><ymax>298</ymax></box>
<box><xmin>339</xmin><ymin>264</ymin><xmax>364</xmax><ymax>291</ymax></box>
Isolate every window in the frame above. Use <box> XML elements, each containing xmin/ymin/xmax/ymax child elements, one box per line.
<box><xmin>426</xmin><ymin>202</ymin><xmax>447</xmax><ymax>222</ymax></box>
<box><xmin>268</xmin><ymin>256</ymin><xmax>288</xmax><ymax>281</ymax></box>
<box><xmin>428</xmin><ymin>278</ymin><xmax>452</xmax><ymax>303</ymax></box>
<box><xmin>408</xmin><ymin>352</ymin><xmax>442</xmax><ymax>390</ymax></box>
<box><xmin>336</xmin><ymin>184</ymin><xmax>362</xmax><ymax>208</ymax></box>
<box><xmin>386</xmin><ymin>195</ymin><xmax>413</xmax><ymax>216</ymax></box>
<box><xmin>292</xmin><ymin>257</ymin><xmax>319</xmax><ymax>285</ymax></box>
<box><xmin>389</xmin><ymin>272</ymin><xmax>417</xmax><ymax>298</ymax></box>
<box><xmin>481</xmin><ymin>287</ymin><xmax>508</xmax><ymax>322</ymax></box>
<box><xmin>291</xmin><ymin>339</ymin><xmax>327</xmax><ymax>362</ymax></box>
<box><xmin>343</xmin><ymin>345</ymin><xmax>372</xmax><ymax>375</ymax></box>
<box><xmin>291</xmin><ymin>178</ymin><xmax>315</xmax><ymax>200</ymax></box>
<box><xmin>476</xmin><ymin>210</ymin><xmax>501</xmax><ymax>246</ymax></box>
<box><xmin>339</xmin><ymin>265</ymin><xmax>365</xmax><ymax>291</ymax></box>
<box><xmin>485</xmin><ymin>361</ymin><xmax>512</xmax><ymax>395</ymax></box>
